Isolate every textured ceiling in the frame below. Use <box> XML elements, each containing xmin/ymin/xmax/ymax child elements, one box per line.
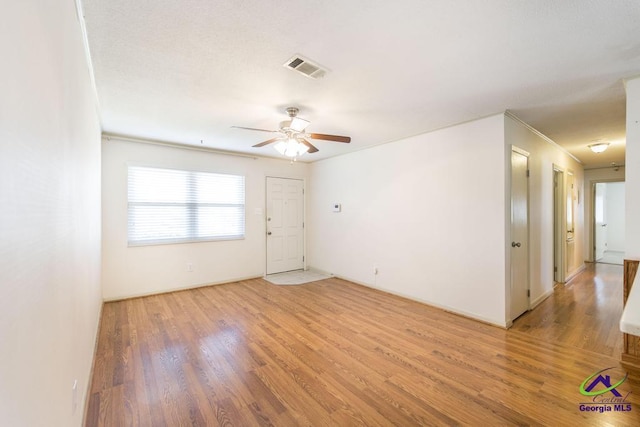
<box><xmin>81</xmin><ymin>0</ymin><xmax>640</xmax><ymax>167</ymax></box>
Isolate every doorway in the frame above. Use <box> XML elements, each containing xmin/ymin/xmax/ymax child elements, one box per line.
<box><xmin>265</xmin><ymin>177</ymin><xmax>305</xmax><ymax>275</ymax></box>
<box><xmin>553</xmin><ymin>167</ymin><xmax>565</xmax><ymax>283</ymax></box>
<box><xmin>594</xmin><ymin>181</ymin><xmax>625</xmax><ymax>265</ymax></box>
<box><xmin>510</xmin><ymin>148</ymin><xmax>530</xmax><ymax>321</ymax></box>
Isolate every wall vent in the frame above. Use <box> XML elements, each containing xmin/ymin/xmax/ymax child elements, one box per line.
<box><xmin>283</xmin><ymin>55</ymin><xmax>327</xmax><ymax>79</ymax></box>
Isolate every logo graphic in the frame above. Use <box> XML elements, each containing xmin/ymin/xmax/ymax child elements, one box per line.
<box><xmin>578</xmin><ymin>367</ymin><xmax>632</xmax><ymax>413</ymax></box>
<box><xmin>580</xmin><ymin>367</ymin><xmax>628</xmax><ymax>397</ymax></box>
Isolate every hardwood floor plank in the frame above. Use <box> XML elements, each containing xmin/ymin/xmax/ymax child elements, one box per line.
<box><xmin>253</xmin><ymin>363</ymin><xmax>334</xmax><ymax>426</ymax></box>
<box><xmin>86</xmin><ymin>265</ymin><xmax>640</xmax><ymax>426</ymax></box>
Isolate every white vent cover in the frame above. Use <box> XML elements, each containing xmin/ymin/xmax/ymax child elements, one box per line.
<box><xmin>283</xmin><ymin>55</ymin><xmax>327</xmax><ymax>79</ymax></box>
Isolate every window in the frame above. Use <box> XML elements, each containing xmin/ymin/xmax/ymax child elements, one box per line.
<box><xmin>128</xmin><ymin>166</ymin><xmax>245</xmax><ymax>246</ymax></box>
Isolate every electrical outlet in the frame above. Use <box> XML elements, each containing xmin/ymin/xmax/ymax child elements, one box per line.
<box><xmin>186</xmin><ymin>262</ymin><xmax>194</xmax><ymax>272</ymax></box>
<box><xmin>72</xmin><ymin>379</ymin><xmax>78</xmax><ymax>413</ymax></box>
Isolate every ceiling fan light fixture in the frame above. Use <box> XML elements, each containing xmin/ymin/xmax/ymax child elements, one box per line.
<box><xmin>290</xmin><ymin>117</ymin><xmax>310</xmax><ymax>132</ymax></box>
<box><xmin>298</xmin><ymin>140</ymin><xmax>310</xmax><ymax>152</ymax></box>
<box><xmin>589</xmin><ymin>142</ymin><xmax>610</xmax><ymax>153</ymax></box>
<box><xmin>274</xmin><ymin>138</ymin><xmax>309</xmax><ymax>158</ymax></box>
<box><xmin>239</xmin><ymin>106</ymin><xmax>350</xmax><ymax>155</ymax></box>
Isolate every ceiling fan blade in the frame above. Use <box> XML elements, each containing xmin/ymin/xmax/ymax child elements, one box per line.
<box><xmin>252</xmin><ymin>137</ymin><xmax>281</xmax><ymax>147</ymax></box>
<box><xmin>300</xmin><ymin>138</ymin><xmax>319</xmax><ymax>153</ymax></box>
<box><xmin>308</xmin><ymin>133</ymin><xmax>351</xmax><ymax>143</ymax></box>
<box><xmin>232</xmin><ymin>126</ymin><xmax>279</xmax><ymax>133</ymax></box>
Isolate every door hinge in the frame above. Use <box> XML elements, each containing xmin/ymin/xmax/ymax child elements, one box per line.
<box><xmin>527</xmin><ymin>289</ymin><xmax>530</xmax><ymax>297</ymax></box>
<box><xmin>526</xmin><ymin>170</ymin><xmax>530</xmax><ymax>177</ymax></box>
<box><xmin>303</xmin><ymin>256</ymin><xmax>305</xmax><ymax>262</ymax></box>
<box><xmin>302</xmin><ymin>222</ymin><xmax>305</xmax><ymax>228</ymax></box>
<box><xmin>554</xmin><ymin>266</ymin><xmax>557</xmax><ymax>272</ymax></box>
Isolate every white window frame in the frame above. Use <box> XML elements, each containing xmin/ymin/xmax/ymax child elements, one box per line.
<box><xmin>127</xmin><ymin>165</ymin><xmax>245</xmax><ymax>246</ymax></box>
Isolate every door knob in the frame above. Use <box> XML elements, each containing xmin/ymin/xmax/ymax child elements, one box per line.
<box><xmin>267</xmin><ymin>231</ymin><xmax>272</xmax><ymax>235</ymax></box>
<box><xmin>511</xmin><ymin>242</ymin><xmax>521</xmax><ymax>248</ymax></box>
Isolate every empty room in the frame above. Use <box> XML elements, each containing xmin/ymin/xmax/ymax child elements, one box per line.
<box><xmin>3</xmin><ymin>1</ymin><xmax>640</xmax><ymax>426</ymax></box>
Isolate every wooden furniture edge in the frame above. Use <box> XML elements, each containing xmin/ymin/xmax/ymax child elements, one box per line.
<box><xmin>622</xmin><ymin>259</ymin><xmax>640</xmax><ymax>370</ymax></box>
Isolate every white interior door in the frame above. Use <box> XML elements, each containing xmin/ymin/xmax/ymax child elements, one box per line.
<box><xmin>594</xmin><ymin>182</ymin><xmax>607</xmax><ymax>260</ymax></box>
<box><xmin>565</xmin><ymin>172</ymin><xmax>576</xmax><ymax>275</ymax></box>
<box><xmin>511</xmin><ymin>149</ymin><xmax>529</xmax><ymax>321</ymax></box>
<box><xmin>553</xmin><ymin>169</ymin><xmax>565</xmax><ymax>283</ymax></box>
<box><xmin>266</xmin><ymin>177</ymin><xmax>304</xmax><ymax>275</ymax></box>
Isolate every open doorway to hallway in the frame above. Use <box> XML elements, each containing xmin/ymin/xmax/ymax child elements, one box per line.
<box><xmin>594</xmin><ymin>181</ymin><xmax>625</xmax><ymax>265</ymax></box>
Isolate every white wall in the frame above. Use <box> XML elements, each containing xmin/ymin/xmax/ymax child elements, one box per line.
<box><xmin>102</xmin><ymin>138</ymin><xmax>309</xmax><ymax>300</ymax></box>
<box><xmin>308</xmin><ymin>114</ymin><xmax>508</xmax><ymax>326</ymax></box>
<box><xmin>605</xmin><ymin>182</ymin><xmax>625</xmax><ymax>252</ymax></box>
<box><xmin>583</xmin><ymin>167</ymin><xmax>626</xmax><ymax>261</ymax></box>
<box><xmin>626</xmin><ymin>77</ymin><xmax>640</xmax><ymax>259</ymax></box>
<box><xmin>0</xmin><ymin>2</ymin><xmax>102</xmax><ymax>426</ymax></box>
<box><xmin>505</xmin><ymin>116</ymin><xmax>584</xmax><ymax>308</ymax></box>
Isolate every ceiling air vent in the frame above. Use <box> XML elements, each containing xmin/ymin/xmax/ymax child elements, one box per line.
<box><xmin>284</xmin><ymin>55</ymin><xmax>327</xmax><ymax>79</ymax></box>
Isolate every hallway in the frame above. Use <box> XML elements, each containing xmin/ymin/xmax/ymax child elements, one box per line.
<box><xmin>512</xmin><ymin>263</ymin><xmax>624</xmax><ymax>358</ymax></box>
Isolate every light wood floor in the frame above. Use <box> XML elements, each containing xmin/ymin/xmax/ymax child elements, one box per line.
<box><xmin>512</xmin><ymin>262</ymin><xmax>624</xmax><ymax>358</ymax></box>
<box><xmin>86</xmin><ymin>264</ymin><xmax>640</xmax><ymax>426</ymax></box>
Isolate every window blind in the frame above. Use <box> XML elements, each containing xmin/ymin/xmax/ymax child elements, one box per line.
<box><xmin>128</xmin><ymin>166</ymin><xmax>245</xmax><ymax>246</ymax></box>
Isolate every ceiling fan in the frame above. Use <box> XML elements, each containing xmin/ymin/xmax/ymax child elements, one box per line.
<box><xmin>232</xmin><ymin>107</ymin><xmax>351</xmax><ymax>158</ymax></box>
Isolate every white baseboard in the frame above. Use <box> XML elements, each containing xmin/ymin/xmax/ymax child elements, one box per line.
<box><xmin>565</xmin><ymin>263</ymin><xmax>586</xmax><ymax>283</ymax></box>
<box><xmin>530</xmin><ymin>288</ymin><xmax>554</xmax><ymax>310</ymax></box>
<box><xmin>103</xmin><ymin>275</ymin><xmax>263</xmax><ymax>302</ymax></box>
<box><xmin>82</xmin><ymin>300</ymin><xmax>103</xmax><ymax>425</ymax></box>
<box><xmin>327</xmin><ymin>272</ymin><xmax>508</xmax><ymax>329</ymax></box>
